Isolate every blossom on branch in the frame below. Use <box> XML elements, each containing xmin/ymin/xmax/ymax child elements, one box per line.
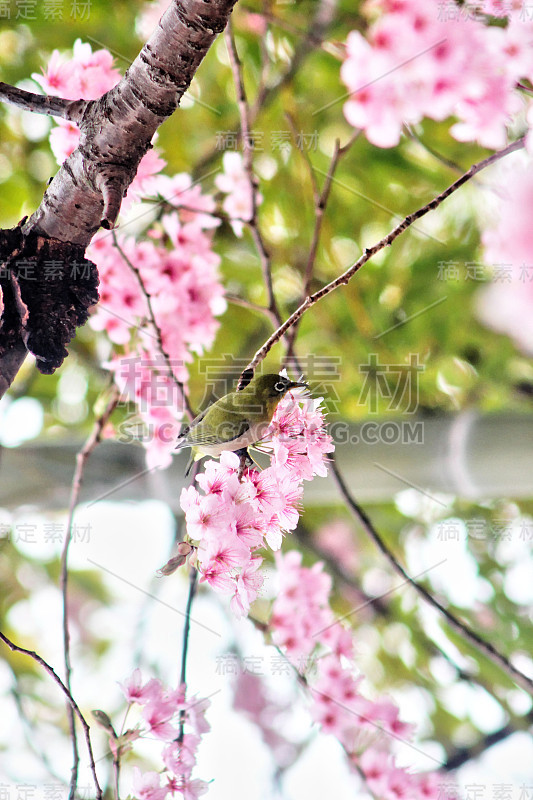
<box><xmin>180</xmin><ymin>392</ymin><xmax>334</xmax><ymax>617</ymax></box>
<box><xmin>119</xmin><ymin>672</ymin><xmax>210</xmax><ymax>800</ymax></box>
<box><xmin>215</xmin><ymin>152</ymin><xmax>261</xmax><ymax>237</ymax></box>
<box><xmin>269</xmin><ymin>552</ymin><xmax>454</xmax><ymax>799</ymax></box>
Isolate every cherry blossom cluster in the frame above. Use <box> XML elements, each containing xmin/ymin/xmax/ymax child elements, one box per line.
<box><xmin>32</xmin><ymin>39</ymin><xmax>164</xmax><ymax>204</ymax></box>
<box><xmin>476</xmin><ymin>157</ymin><xmax>533</xmax><ymax>355</ymax></box>
<box><xmin>214</xmin><ymin>152</ymin><xmax>258</xmax><ymax>237</ymax></box>
<box><xmin>341</xmin><ymin>0</ymin><xmax>533</xmax><ymax>148</ymax></box>
<box><xmin>269</xmin><ymin>551</ymin><xmax>448</xmax><ymax>799</ymax></box>
<box><xmin>232</xmin><ymin>671</ymin><xmax>301</xmax><ymax>768</ymax></box>
<box><xmin>180</xmin><ymin>391</ymin><xmax>334</xmax><ymax>617</ymax></box>
<box><xmin>119</xmin><ymin>669</ymin><xmax>210</xmax><ymax>800</ymax></box>
<box><xmin>87</xmin><ymin>201</ymin><xmax>226</xmax><ymax>468</ymax></box>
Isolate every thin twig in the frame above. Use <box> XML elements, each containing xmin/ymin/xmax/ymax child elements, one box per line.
<box><xmin>406</xmin><ymin>126</ymin><xmax>466</xmax><ymax>175</ymax></box>
<box><xmin>239</xmin><ymin>4</ymin><xmax>343</xmax><ymax>58</ymax></box>
<box><xmin>194</xmin><ymin>0</ymin><xmax>339</xmax><ymax>178</ymax></box>
<box><xmin>241</xmin><ymin>136</ymin><xmax>526</xmax><ymax>377</ymax></box>
<box><xmin>61</xmin><ymin>386</ymin><xmax>120</xmax><ymax>799</ymax></box>
<box><xmin>112</xmin><ymin>741</ymin><xmax>121</xmax><ymax>800</ymax></box>
<box><xmin>249</xmin><ymin>2</ymin><xmax>273</xmax><ymax>120</ymax></box>
<box><xmin>295</xmin><ymin>522</ymin><xmax>526</xmax><ymax>725</ymax></box>
<box><xmin>111</xmin><ymin>231</ymin><xmax>194</xmax><ymax>420</ymax></box>
<box><xmin>282</xmin><ymin>127</ymin><xmax>354</xmax><ymax>359</ymax></box>
<box><xmin>330</xmin><ymin>459</ymin><xmax>533</xmax><ymax>696</ymax></box>
<box><xmin>0</xmin><ymin>81</ymin><xmax>87</xmax><ymax>121</ymax></box>
<box><xmin>10</xmin><ymin>684</ymin><xmax>66</xmax><ymax>783</ymax></box>
<box><xmin>225</xmin><ymin>23</ymin><xmax>281</xmax><ymax>321</ymax></box>
<box><xmin>178</xmin><ymin>566</ymin><xmax>199</xmax><ymax>742</ymax></box>
<box><xmin>226</xmin><ymin>293</ymin><xmax>279</xmax><ymax>325</ymax></box>
<box><xmin>443</xmin><ymin>712</ymin><xmax>533</xmax><ymax>771</ymax></box>
<box><xmin>0</xmin><ymin>630</ymin><xmax>103</xmax><ymax>799</ymax></box>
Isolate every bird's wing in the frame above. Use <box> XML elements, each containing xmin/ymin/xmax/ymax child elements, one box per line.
<box><xmin>175</xmin><ymin>406</ymin><xmax>211</xmax><ymax>449</ymax></box>
<box><xmin>186</xmin><ymin>415</ymin><xmax>251</xmax><ymax>446</ymax></box>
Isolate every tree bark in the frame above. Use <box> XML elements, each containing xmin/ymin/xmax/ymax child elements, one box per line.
<box><xmin>0</xmin><ymin>0</ymin><xmax>238</xmax><ymax>395</ymax></box>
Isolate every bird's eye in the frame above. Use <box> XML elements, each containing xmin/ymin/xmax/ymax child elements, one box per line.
<box><xmin>274</xmin><ymin>381</ymin><xmax>286</xmax><ymax>392</ymax></box>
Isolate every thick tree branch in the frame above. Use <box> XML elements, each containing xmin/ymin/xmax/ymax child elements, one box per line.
<box><xmin>25</xmin><ymin>0</ymin><xmax>239</xmax><ymax>244</ymax></box>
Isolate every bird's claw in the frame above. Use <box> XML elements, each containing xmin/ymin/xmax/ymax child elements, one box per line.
<box><xmin>235</xmin><ymin>447</ymin><xmax>253</xmax><ymax>481</ymax></box>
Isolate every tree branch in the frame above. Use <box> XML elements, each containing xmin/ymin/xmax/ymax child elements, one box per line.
<box><xmin>111</xmin><ymin>232</ymin><xmax>194</xmax><ymax>420</ymax></box>
<box><xmin>25</xmin><ymin>0</ymin><xmax>239</xmax><ymax>245</ymax></box>
<box><xmin>178</xmin><ymin>565</ymin><xmax>199</xmax><ymax>742</ymax></box>
<box><xmin>0</xmin><ymin>82</ymin><xmax>87</xmax><ymax>122</ymax></box>
<box><xmin>224</xmin><ymin>23</ymin><xmax>281</xmax><ymax>320</ymax></box>
<box><xmin>330</xmin><ymin>458</ymin><xmax>533</xmax><ymax>696</ymax></box>
<box><xmin>240</xmin><ymin>136</ymin><xmax>525</xmax><ymax>378</ymax></box>
<box><xmin>0</xmin><ymin>630</ymin><xmax>103</xmax><ymax>800</ymax></box>
<box><xmin>61</xmin><ymin>387</ymin><xmax>120</xmax><ymax>799</ymax></box>
<box><xmin>443</xmin><ymin>713</ymin><xmax>533</xmax><ymax>771</ymax></box>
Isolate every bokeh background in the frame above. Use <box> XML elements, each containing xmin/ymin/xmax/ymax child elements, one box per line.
<box><xmin>0</xmin><ymin>1</ymin><xmax>532</xmax><ymax>797</ymax></box>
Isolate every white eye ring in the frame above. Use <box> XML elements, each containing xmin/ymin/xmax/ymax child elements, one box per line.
<box><xmin>274</xmin><ymin>381</ymin><xmax>286</xmax><ymax>392</ymax></box>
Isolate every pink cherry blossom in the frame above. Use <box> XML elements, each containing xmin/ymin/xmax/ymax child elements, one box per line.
<box><xmin>200</xmin><ymin>535</ymin><xmax>250</xmax><ymax>573</ymax></box>
<box><xmin>179</xmin><ymin>389</ymin><xmax>334</xmax><ymax>610</ymax></box>
<box><xmin>232</xmin><ymin>504</ymin><xmax>265</xmax><ymax>548</ymax></box>
<box><xmin>142</xmin><ymin>697</ymin><xmax>178</xmax><ymax>740</ymax></box>
<box><xmin>214</xmin><ymin>152</ymin><xmax>260</xmax><ymax>237</ymax></box>
<box><xmin>162</xmin><ymin>735</ymin><xmax>201</xmax><ymax>777</ymax></box>
<box><xmin>185</xmin><ymin>695</ymin><xmax>211</xmax><ymax>735</ymax></box>
<box><xmin>132</xmin><ymin>768</ymin><xmax>169</xmax><ymax>800</ymax></box>
<box><xmin>341</xmin><ymin>0</ymin><xmax>530</xmax><ymax>149</ymax></box>
<box><xmin>476</xmin><ymin>157</ymin><xmax>533</xmax><ymax>355</ymax></box>
<box><xmin>184</xmin><ymin>494</ymin><xmax>231</xmax><ymax>542</ymax></box>
<box><xmin>120</xmin><ymin>669</ymin><xmax>161</xmax><ymax>705</ymax></box>
<box><xmin>33</xmin><ymin>39</ymin><xmax>121</xmax><ymax>100</ymax></box>
<box><xmin>122</xmin><ymin>673</ymin><xmax>210</xmax><ymax>798</ymax></box>
<box><xmin>230</xmin><ymin>556</ymin><xmax>264</xmax><ymax>618</ymax></box>
<box><xmin>269</xmin><ymin>551</ymin><xmax>444</xmax><ymax>798</ymax></box>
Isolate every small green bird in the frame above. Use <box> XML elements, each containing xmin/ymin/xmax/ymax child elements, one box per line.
<box><xmin>176</xmin><ymin>373</ymin><xmax>307</xmax><ymax>475</ymax></box>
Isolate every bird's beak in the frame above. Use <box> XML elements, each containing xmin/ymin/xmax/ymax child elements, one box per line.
<box><xmin>288</xmin><ymin>380</ymin><xmax>309</xmax><ymax>390</ymax></box>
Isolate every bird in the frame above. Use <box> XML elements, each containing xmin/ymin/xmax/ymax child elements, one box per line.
<box><xmin>175</xmin><ymin>373</ymin><xmax>307</xmax><ymax>475</ymax></box>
